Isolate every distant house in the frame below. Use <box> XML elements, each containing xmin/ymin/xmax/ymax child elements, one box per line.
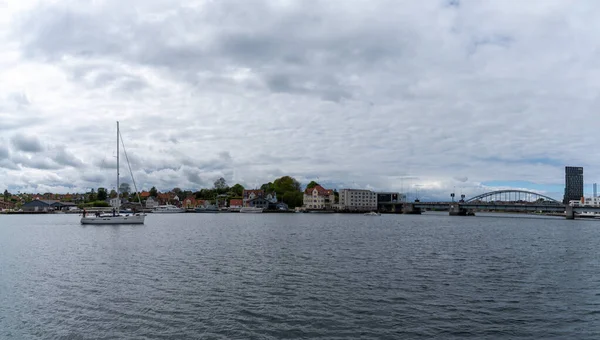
<box><xmin>268</xmin><ymin>202</ymin><xmax>289</xmax><ymax>211</ymax></box>
<box><xmin>109</xmin><ymin>198</ymin><xmax>121</xmax><ymax>208</ymax></box>
<box><xmin>157</xmin><ymin>193</ymin><xmax>179</xmax><ymax>205</ymax></box>
<box><xmin>183</xmin><ymin>196</ymin><xmax>197</xmax><ymax>209</ymax></box>
<box><xmin>229</xmin><ymin>199</ymin><xmax>243</xmax><ymax>208</ymax></box>
<box><xmin>21</xmin><ymin>199</ymin><xmax>74</xmax><ymax>212</ymax></box>
<box><xmin>21</xmin><ymin>199</ymin><xmax>54</xmax><ymax>212</ymax></box>
<box><xmin>52</xmin><ymin>202</ymin><xmax>77</xmax><ymax>210</ymax></box>
<box><xmin>246</xmin><ymin>196</ymin><xmax>270</xmax><ymax>209</ymax></box>
<box><xmin>0</xmin><ymin>200</ymin><xmax>14</xmax><ymax>210</ymax></box>
<box><xmin>145</xmin><ymin>197</ymin><xmax>158</xmax><ymax>209</ymax></box>
<box><xmin>265</xmin><ymin>192</ymin><xmax>278</xmax><ymax>204</ymax></box>
<box><xmin>303</xmin><ymin>185</ymin><xmax>335</xmax><ymax>210</ymax></box>
<box><xmin>243</xmin><ymin>190</ymin><xmax>264</xmax><ymax>207</ymax></box>
<box><xmin>121</xmin><ymin>202</ymin><xmax>142</xmax><ymax>211</ymax></box>
<box><xmin>140</xmin><ymin>191</ymin><xmax>151</xmax><ymax>200</ymax></box>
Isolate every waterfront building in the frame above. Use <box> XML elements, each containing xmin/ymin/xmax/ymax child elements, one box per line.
<box><xmin>21</xmin><ymin>199</ymin><xmax>76</xmax><ymax>212</ymax></box>
<box><xmin>183</xmin><ymin>196</ymin><xmax>197</xmax><ymax>209</ymax></box>
<box><xmin>245</xmin><ymin>196</ymin><xmax>270</xmax><ymax>209</ymax></box>
<box><xmin>0</xmin><ymin>200</ymin><xmax>14</xmax><ymax>210</ymax></box>
<box><xmin>338</xmin><ymin>189</ymin><xmax>377</xmax><ymax>211</ymax></box>
<box><xmin>243</xmin><ymin>189</ymin><xmax>264</xmax><ymax>207</ymax></box>
<box><xmin>303</xmin><ymin>185</ymin><xmax>335</xmax><ymax>210</ymax></box>
<box><xmin>229</xmin><ymin>199</ymin><xmax>243</xmax><ymax>209</ymax></box>
<box><xmin>563</xmin><ymin>166</ymin><xmax>584</xmax><ymax>204</ymax></box>
<box><xmin>109</xmin><ymin>197</ymin><xmax>120</xmax><ymax>208</ymax></box>
<box><xmin>145</xmin><ymin>196</ymin><xmax>158</xmax><ymax>209</ymax></box>
<box><xmin>376</xmin><ymin>192</ymin><xmax>406</xmax><ymax>204</ymax></box>
<box><xmin>570</xmin><ymin>196</ymin><xmax>600</xmax><ymax>207</ymax></box>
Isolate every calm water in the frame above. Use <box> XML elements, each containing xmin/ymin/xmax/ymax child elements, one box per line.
<box><xmin>1</xmin><ymin>212</ymin><xmax>600</xmax><ymax>339</ymax></box>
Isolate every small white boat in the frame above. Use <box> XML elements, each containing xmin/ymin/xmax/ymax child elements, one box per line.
<box><xmin>153</xmin><ymin>205</ymin><xmax>185</xmax><ymax>213</ymax></box>
<box><xmin>240</xmin><ymin>207</ymin><xmax>264</xmax><ymax>213</ymax></box>
<box><xmin>81</xmin><ymin>213</ymin><xmax>145</xmax><ymax>225</ymax></box>
<box><xmin>364</xmin><ymin>211</ymin><xmax>381</xmax><ymax>216</ymax></box>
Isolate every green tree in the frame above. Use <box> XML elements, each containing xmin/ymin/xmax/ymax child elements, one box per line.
<box><xmin>282</xmin><ymin>191</ymin><xmax>304</xmax><ymax>208</ymax></box>
<box><xmin>230</xmin><ymin>183</ymin><xmax>244</xmax><ymax>196</ymax></box>
<box><xmin>109</xmin><ymin>189</ymin><xmax>118</xmax><ymax>198</ymax></box>
<box><xmin>172</xmin><ymin>187</ymin><xmax>182</xmax><ymax>197</ymax></box>
<box><xmin>149</xmin><ymin>186</ymin><xmax>158</xmax><ymax>197</ymax></box>
<box><xmin>87</xmin><ymin>189</ymin><xmax>97</xmax><ymax>202</ymax></box>
<box><xmin>260</xmin><ymin>182</ymin><xmax>274</xmax><ymax>193</ymax></box>
<box><xmin>273</xmin><ymin>176</ymin><xmax>301</xmax><ymax>195</ymax></box>
<box><xmin>214</xmin><ymin>177</ymin><xmax>228</xmax><ymax>190</ymax></box>
<box><xmin>306</xmin><ymin>181</ymin><xmax>320</xmax><ymax>190</ymax></box>
<box><xmin>3</xmin><ymin>189</ymin><xmax>9</xmax><ymax>201</ymax></box>
<box><xmin>97</xmin><ymin>187</ymin><xmax>108</xmax><ymax>201</ymax></box>
<box><xmin>195</xmin><ymin>188</ymin><xmax>216</xmax><ymax>200</ymax></box>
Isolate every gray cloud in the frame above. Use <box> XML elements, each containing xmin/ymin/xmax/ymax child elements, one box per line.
<box><xmin>2</xmin><ymin>1</ymin><xmax>600</xmax><ymax>199</ymax></box>
<box><xmin>10</xmin><ymin>134</ymin><xmax>44</xmax><ymax>153</ymax></box>
<box><xmin>11</xmin><ymin>153</ymin><xmax>61</xmax><ymax>170</ymax></box>
<box><xmin>52</xmin><ymin>146</ymin><xmax>84</xmax><ymax>167</ymax></box>
<box><xmin>0</xmin><ymin>144</ymin><xmax>9</xmax><ymax>159</ymax></box>
<box><xmin>7</xmin><ymin>92</ymin><xmax>30</xmax><ymax>107</ymax></box>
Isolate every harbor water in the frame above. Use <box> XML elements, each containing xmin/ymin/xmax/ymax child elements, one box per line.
<box><xmin>1</xmin><ymin>213</ymin><xmax>600</xmax><ymax>339</ymax></box>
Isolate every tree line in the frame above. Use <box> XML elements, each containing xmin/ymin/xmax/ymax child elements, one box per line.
<box><xmin>3</xmin><ymin>175</ymin><xmax>317</xmax><ymax>209</ymax></box>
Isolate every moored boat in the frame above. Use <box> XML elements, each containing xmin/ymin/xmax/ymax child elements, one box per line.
<box><xmin>153</xmin><ymin>205</ymin><xmax>185</xmax><ymax>213</ymax></box>
<box><xmin>80</xmin><ymin>121</ymin><xmax>146</xmax><ymax>225</ymax></box>
<box><xmin>240</xmin><ymin>207</ymin><xmax>264</xmax><ymax>213</ymax></box>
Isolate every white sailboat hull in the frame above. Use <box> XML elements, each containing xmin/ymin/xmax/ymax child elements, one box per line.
<box><xmin>153</xmin><ymin>209</ymin><xmax>185</xmax><ymax>213</ymax></box>
<box><xmin>81</xmin><ymin>214</ymin><xmax>145</xmax><ymax>225</ymax></box>
<box><xmin>153</xmin><ymin>205</ymin><xmax>185</xmax><ymax>213</ymax></box>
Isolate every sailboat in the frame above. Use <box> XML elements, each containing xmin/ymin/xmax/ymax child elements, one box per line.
<box><xmin>81</xmin><ymin>122</ymin><xmax>146</xmax><ymax>225</ymax></box>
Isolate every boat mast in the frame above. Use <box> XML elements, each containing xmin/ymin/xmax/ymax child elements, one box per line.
<box><xmin>116</xmin><ymin>121</ymin><xmax>120</xmax><ymax>210</ymax></box>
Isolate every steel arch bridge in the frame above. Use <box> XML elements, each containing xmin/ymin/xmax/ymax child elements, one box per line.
<box><xmin>465</xmin><ymin>190</ymin><xmax>561</xmax><ymax>204</ymax></box>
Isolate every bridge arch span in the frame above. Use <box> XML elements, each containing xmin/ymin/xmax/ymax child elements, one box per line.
<box><xmin>465</xmin><ymin>190</ymin><xmax>560</xmax><ymax>203</ymax></box>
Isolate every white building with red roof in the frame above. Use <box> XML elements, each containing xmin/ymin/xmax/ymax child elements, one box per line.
<box><xmin>303</xmin><ymin>185</ymin><xmax>335</xmax><ymax>210</ymax></box>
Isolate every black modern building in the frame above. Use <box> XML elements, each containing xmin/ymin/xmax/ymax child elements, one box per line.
<box><xmin>563</xmin><ymin>166</ymin><xmax>584</xmax><ymax>204</ymax></box>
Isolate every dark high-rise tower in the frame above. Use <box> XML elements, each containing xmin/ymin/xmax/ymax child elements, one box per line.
<box><xmin>563</xmin><ymin>166</ymin><xmax>583</xmax><ymax>204</ymax></box>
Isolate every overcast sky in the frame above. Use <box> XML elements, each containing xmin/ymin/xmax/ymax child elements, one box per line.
<box><xmin>1</xmin><ymin>0</ymin><xmax>599</xmax><ymax>200</ymax></box>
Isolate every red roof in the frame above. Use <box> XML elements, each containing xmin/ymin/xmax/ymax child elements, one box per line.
<box><xmin>140</xmin><ymin>191</ymin><xmax>150</xmax><ymax>198</ymax></box>
<box><xmin>243</xmin><ymin>189</ymin><xmax>264</xmax><ymax>197</ymax></box>
<box><xmin>305</xmin><ymin>185</ymin><xmax>333</xmax><ymax>196</ymax></box>
<box><xmin>230</xmin><ymin>199</ymin><xmax>243</xmax><ymax>206</ymax></box>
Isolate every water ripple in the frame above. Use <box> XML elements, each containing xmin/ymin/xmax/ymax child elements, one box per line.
<box><xmin>1</xmin><ymin>213</ymin><xmax>600</xmax><ymax>339</ymax></box>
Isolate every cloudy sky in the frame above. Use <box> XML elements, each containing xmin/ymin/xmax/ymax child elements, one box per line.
<box><xmin>1</xmin><ymin>0</ymin><xmax>599</xmax><ymax>201</ymax></box>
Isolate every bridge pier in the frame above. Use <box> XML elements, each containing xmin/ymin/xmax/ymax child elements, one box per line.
<box><xmin>565</xmin><ymin>205</ymin><xmax>575</xmax><ymax>220</ymax></box>
<box><xmin>448</xmin><ymin>203</ymin><xmax>474</xmax><ymax>216</ymax></box>
<box><xmin>449</xmin><ymin>203</ymin><xmax>466</xmax><ymax>216</ymax></box>
<box><xmin>402</xmin><ymin>203</ymin><xmax>421</xmax><ymax>215</ymax></box>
